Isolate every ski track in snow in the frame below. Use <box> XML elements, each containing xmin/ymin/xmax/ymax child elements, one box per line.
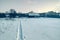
<box><xmin>0</xmin><ymin>18</ymin><xmax>60</xmax><ymax>40</ymax></box>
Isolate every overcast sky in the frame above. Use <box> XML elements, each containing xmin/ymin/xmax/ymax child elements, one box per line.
<box><xmin>0</xmin><ymin>0</ymin><xmax>60</xmax><ymax>13</ymax></box>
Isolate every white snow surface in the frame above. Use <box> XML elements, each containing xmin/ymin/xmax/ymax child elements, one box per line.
<box><xmin>0</xmin><ymin>18</ymin><xmax>60</xmax><ymax>40</ymax></box>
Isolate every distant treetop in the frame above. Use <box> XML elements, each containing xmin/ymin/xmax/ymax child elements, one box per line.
<box><xmin>10</xmin><ymin>9</ymin><xmax>16</xmax><ymax>13</ymax></box>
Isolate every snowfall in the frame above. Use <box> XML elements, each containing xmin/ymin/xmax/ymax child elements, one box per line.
<box><xmin>0</xmin><ymin>18</ymin><xmax>60</xmax><ymax>40</ymax></box>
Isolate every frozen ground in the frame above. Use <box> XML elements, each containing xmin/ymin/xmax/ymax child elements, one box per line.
<box><xmin>0</xmin><ymin>18</ymin><xmax>60</xmax><ymax>40</ymax></box>
<box><xmin>0</xmin><ymin>18</ymin><xmax>20</xmax><ymax>40</ymax></box>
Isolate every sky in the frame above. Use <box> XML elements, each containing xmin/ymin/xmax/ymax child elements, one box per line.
<box><xmin>0</xmin><ymin>0</ymin><xmax>60</xmax><ymax>13</ymax></box>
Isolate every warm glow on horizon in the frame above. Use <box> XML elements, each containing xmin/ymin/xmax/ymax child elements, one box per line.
<box><xmin>0</xmin><ymin>0</ymin><xmax>60</xmax><ymax>13</ymax></box>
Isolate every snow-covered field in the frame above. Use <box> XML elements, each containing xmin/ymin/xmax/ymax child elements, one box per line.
<box><xmin>0</xmin><ymin>18</ymin><xmax>60</xmax><ymax>40</ymax></box>
<box><xmin>0</xmin><ymin>18</ymin><xmax>20</xmax><ymax>40</ymax></box>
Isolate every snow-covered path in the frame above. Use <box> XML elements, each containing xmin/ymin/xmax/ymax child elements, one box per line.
<box><xmin>0</xmin><ymin>18</ymin><xmax>60</xmax><ymax>40</ymax></box>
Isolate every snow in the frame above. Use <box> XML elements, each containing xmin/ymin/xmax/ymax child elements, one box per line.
<box><xmin>0</xmin><ymin>18</ymin><xmax>20</xmax><ymax>40</ymax></box>
<box><xmin>0</xmin><ymin>18</ymin><xmax>60</xmax><ymax>40</ymax></box>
